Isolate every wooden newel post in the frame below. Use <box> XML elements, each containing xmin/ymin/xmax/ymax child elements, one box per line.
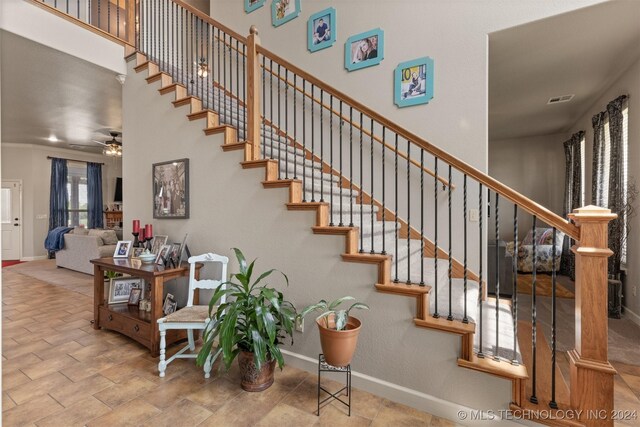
<box><xmin>246</xmin><ymin>25</ymin><xmax>262</xmax><ymax>161</ymax></box>
<box><xmin>567</xmin><ymin>205</ymin><xmax>617</xmax><ymax>427</ymax></box>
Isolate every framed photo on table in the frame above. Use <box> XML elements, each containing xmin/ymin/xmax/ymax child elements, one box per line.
<box><xmin>156</xmin><ymin>245</ymin><xmax>172</xmax><ymax>265</ymax></box>
<box><xmin>153</xmin><ymin>158</ymin><xmax>189</xmax><ymax>219</ymax></box>
<box><xmin>151</xmin><ymin>235</ymin><xmax>169</xmax><ymax>255</ymax></box>
<box><xmin>108</xmin><ymin>277</ymin><xmax>143</xmax><ymax>304</ymax></box>
<box><xmin>394</xmin><ymin>57</ymin><xmax>434</xmax><ymax>108</ymax></box>
<box><xmin>113</xmin><ymin>241</ymin><xmax>132</xmax><ymax>258</ymax></box>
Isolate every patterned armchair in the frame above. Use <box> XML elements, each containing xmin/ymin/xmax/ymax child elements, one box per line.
<box><xmin>506</xmin><ymin>228</ymin><xmax>565</xmax><ymax>273</ymax></box>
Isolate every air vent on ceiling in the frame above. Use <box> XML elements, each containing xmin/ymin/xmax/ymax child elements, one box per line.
<box><xmin>547</xmin><ymin>94</ymin><xmax>575</xmax><ymax>105</ymax></box>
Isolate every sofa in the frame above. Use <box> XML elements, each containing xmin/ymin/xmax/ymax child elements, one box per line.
<box><xmin>56</xmin><ymin>228</ymin><xmax>119</xmax><ymax>275</ymax></box>
<box><xmin>506</xmin><ymin>227</ymin><xmax>565</xmax><ymax>273</ymax></box>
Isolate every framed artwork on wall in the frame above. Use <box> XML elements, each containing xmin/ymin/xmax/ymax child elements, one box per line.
<box><xmin>307</xmin><ymin>8</ymin><xmax>336</xmax><ymax>52</ymax></box>
<box><xmin>152</xmin><ymin>158</ymin><xmax>189</xmax><ymax>219</ymax></box>
<box><xmin>345</xmin><ymin>28</ymin><xmax>384</xmax><ymax>72</ymax></box>
<box><xmin>271</xmin><ymin>0</ymin><xmax>301</xmax><ymax>27</ymax></box>
<box><xmin>245</xmin><ymin>0</ymin><xmax>265</xmax><ymax>14</ymax></box>
<box><xmin>394</xmin><ymin>57</ymin><xmax>434</xmax><ymax>108</ymax></box>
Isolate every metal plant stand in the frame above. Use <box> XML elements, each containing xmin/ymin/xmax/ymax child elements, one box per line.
<box><xmin>317</xmin><ymin>354</ymin><xmax>352</xmax><ymax>416</ymax></box>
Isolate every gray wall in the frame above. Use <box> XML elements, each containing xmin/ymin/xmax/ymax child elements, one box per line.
<box><xmin>123</xmin><ymin>60</ymin><xmax>514</xmax><ymax>413</ymax></box>
<box><xmin>0</xmin><ymin>143</ymin><xmax>122</xmax><ymax>259</ymax></box>
<box><xmin>489</xmin><ymin>133</ymin><xmax>567</xmax><ymax>241</ymax></box>
<box><xmin>567</xmin><ymin>57</ymin><xmax>640</xmax><ymax>320</ymax></box>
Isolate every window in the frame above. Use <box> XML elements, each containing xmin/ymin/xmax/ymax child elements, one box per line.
<box><xmin>67</xmin><ymin>163</ymin><xmax>88</xmax><ymax>227</ymax></box>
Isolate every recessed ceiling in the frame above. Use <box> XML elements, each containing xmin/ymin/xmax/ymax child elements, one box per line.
<box><xmin>489</xmin><ymin>0</ymin><xmax>640</xmax><ymax>141</ymax></box>
<box><xmin>1</xmin><ymin>30</ymin><xmax>122</xmax><ymax>153</ymax></box>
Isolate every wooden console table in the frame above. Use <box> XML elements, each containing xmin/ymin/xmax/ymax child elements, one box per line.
<box><xmin>91</xmin><ymin>257</ymin><xmax>201</xmax><ymax>357</ymax></box>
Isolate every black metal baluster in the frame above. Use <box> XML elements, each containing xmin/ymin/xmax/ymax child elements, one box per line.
<box><xmin>218</xmin><ymin>28</ymin><xmax>221</xmax><ymax>113</ymax></box>
<box><xmin>302</xmin><ymin>79</ymin><xmax>307</xmax><ymax>201</ymax></box>
<box><xmin>116</xmin><ymin>0</ymin><xmax>120</xmax><ymax>38</ymax></box>
<box><xmin>107</xmin><ymin>0</ymin><xmax>110</xmax><ymax>33</ymax></box>
<box><xmin>284</xmin><ymin>69</ymin><xmax>289</xmax><ymax>180</ymax></box>
<box><xmin>277</xmin><ymin>64</ymin><xmax>281</xmax><ymax>179</ymax></box>
<box><xmin>359</xmin><ymin>112</ymin><xmax>364</xmax><ymax>253</ymax></box>
<box><xmin>236</xmin><ymin>39</ymin><xmax>239</xmax><ymax>132</ymax></box>
<box><xmin>269</xmin><ymin>59</ymin><xmax>274</xmax><ymax>160</ymax></box>
<box><xmin>370</xmin><ymin>118</ymin><xmax>374</xmax><ymax>254</ymax></box>
<box><xmin>243</xmin><ymin>45</ymin><xmax>246</xmax><ymax>140</ymax></box>
<box><xmin>381</xmin><ymin>127</ymin><xmax>386</xmax><ymax>255</ymax></box>
<box><xmin>223</xmin><ymin>33</ymin><xmax>227</xmax><ymax>124</ymax></box>
<box><xmin>206</xmin><ymin>23</ymin><xmax>210</xmax><ymax>109</ymax></box>
<box><xmin>433</xmin><ymin>158</ymin><xmax>439</xmax><ymax>317</ymax></box>
<box><xmin>463</xmin><ymin>174</ymin><xmax>468</xmax><ymax>321</ymax></box>
<box><xmin>293</xmin><ymin>74</ymin><xmax>297</xmax><ymax>180</ymax></box>
<box><xmin>406</xmin><ymin>140</ymin><xmax>411</xmax><ymax>283</ymax></box>
<box><xmin>512</xmin><ymin>205</ymin><xmax>519</xmax><ymax>365</ymax></box>
<box><xmin>320</xmin><ymin>90</ymin><xmax>324</xmax><ymax>203</ymax></box>
<box><xmin>311</xmin><ymin>84</ymin><xmax>315</xmax><ymax>202</ymax></box>
<box><xmin>550</xmin><ymin>226</ymin><xmax>558</xmax><ymax>409</ymax></box>
<box><xmin>349</xmin><ymin>106</ymin><xmax>354</xmax><ymax>227</ymax></box>
<box><xmin>530</xmin><ymin>217</ymin><xmax>538</xmax><ymax>404</ymax></box>
<box><xmin>420</xmin><ymin>150</ymin><xmax>425</xmax><ymax>285</ymax></box>
<box><xmin>494</xmin><ymin>193</ymin><xmax>500</xmax><ymax>359</ymax></box>
<box><xmin>394</xmin><ymin>134</ymin><xmax>399</xmax><ymax>283</ymax></box>
<box><xmin>447</xmin><ymin>165</ymin><xmax>453</xmax><ymax>321</ymax></box>
<box><xmin>478</xmin><ymin>183</ymin><xmax>483</xmax><ymax>356</ymax></box>
<box><xmin>98</xmin><ymin>0</ymin><xmax>101</xmax><ymax>37</ymax></box>
<box><xmin>329</xmin><ymin>94</ymin><xmax>334</xmax><ymax>226</ymax></box>
<box><xmin>228</xmin><ymin>34</ymin><xmax>232</xmax><ymax>125</ymax></box>
<box><xmin>262</xmin><ymin>55</ymin><xmax>266</xmax><ymax>159</ymax></box>
<box><xmin>338</xmin><ymin>101</ymin><xmax>344</xmax><ymax>227</ymax></box>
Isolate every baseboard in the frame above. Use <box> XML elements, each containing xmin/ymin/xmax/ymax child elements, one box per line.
<box><xmin>20</xmin><ymin>256</ymin><xmax>47</xmax><ymax>261</ymax></box>
<box><xmin>623</xmin><ymin>306</ymin><xmax>640</xmax><ymax>327</ymax></box>
<box><xmin>281</xmin><ymin>349</ymin><xmax>521</xmax><ymax>426</ymax></box>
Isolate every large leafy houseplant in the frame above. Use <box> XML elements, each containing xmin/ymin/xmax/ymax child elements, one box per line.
<box><xmin>196</xmin><ymin>248</ymin><xmax>296</xmax><ymax>389</ymax></box>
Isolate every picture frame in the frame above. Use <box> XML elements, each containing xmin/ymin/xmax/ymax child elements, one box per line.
<box><xmin>394</xmin><ymin>57</ymin><xmax>434</xmax><ymax>108</ymax></box>
<box><xmin>132</xmin><ymin>247</ymin><xmax>145</xmax><ymax>258</ymax></box>
<box><xmin>345</xmin><ymin>28</ymin><xmax>384</xmax><ymax>72</ymax></box>
<box><xmin>176</xmin><ymin>233</ymin><xmax>189</xmax><ymax>266</ymax></box>
<box><xmin>308</xmin><ymin>8</ymin><xmax>336</xmax><ymax>53</ymax></box>
<box><xmin>128</xmin><ymin>288</ymin><xmax>142</xmax><ymax>305</ymax></box>
<box><xmin>163</xmin><ymin>293</ymin><xmax>177</xmax><ymax>315</ymax></box>
<box><xmin>108</xmin><ymin>277</ymin><xmax>143</xmax><ymax>304</ymax></box>
<box><xmin>271</xmin><ymin>0</ymin><xmax>300</xmax><ymax>27</ymax></box>
<box><xmin>151</xmin><ymin>235</ymin><xmax>169</xmax><ymax>255</ymax></box>
<box><xmin>113</xmin><ymin>241</ymin><xmax>132</xmax><ymax>258</ymax></box>
<box><xmin>156</xmin><ymin>244</ymin><xmax>172</xmax><ymax>265</ymax></box>
<box><xmin>153</xmin><ymin>158</ymin><xmax>189</xmax><ymax>219</ymax></box>
<box><xmin>244</xmin><ymin>0</ymin><xmax>265</xmax><ymax>13</ymax></box>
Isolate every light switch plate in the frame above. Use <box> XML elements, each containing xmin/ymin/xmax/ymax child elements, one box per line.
<box><xmin>469</xmin><ymin>209</ymin><xmax>479</xmax><ymax>222</ymax></box>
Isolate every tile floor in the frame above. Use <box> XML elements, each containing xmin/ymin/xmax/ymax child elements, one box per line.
<box><xmin>2</xmin><ymin>267</ymin><xmax>458</xmax><ymax>426</ymax></box>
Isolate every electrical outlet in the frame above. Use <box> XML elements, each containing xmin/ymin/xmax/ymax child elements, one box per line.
<box><xmin>469</xmin><ymin>209</ymin><xmax>479</xmax><ymax>222</ymax></box>
<box><xmin>295</xmin><ymin>317</ymin><xmax>304</xmax><ymax>333</ymax></box>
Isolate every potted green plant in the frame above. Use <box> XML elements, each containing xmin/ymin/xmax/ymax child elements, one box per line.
<box><xmin>196</xmin><ymin>248</ymin><xmax>296</xmax><ymax>392</ymax></box>
<box><xmin>298</xmin><ymin>296</ymin><xmax>369</xmax><ymax>367</ymax></box>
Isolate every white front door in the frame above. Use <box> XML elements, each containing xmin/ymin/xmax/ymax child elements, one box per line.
<box><xmin>1</xmin><ymin>180</ymin><xmax>22</xmax><ymax>261</ymax></box>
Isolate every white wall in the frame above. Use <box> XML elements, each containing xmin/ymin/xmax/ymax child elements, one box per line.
<box><xmin>208</xmin><ymin>0</ymin><xmax>604</xmax><ymax>172</ymax></box>
<box><xmin>123</xmin><ymin>58</ymin><xmax>517</xmax><ymax>417</ymax></box>
<box><xmin>489</xmin><ymin>133</ymin><xmax>567</xmax><ymax>240</ymax></box>
<box><xmin>0</xmin><ymin>143</ymin><xmax>122</xmax><ymax>259</ymax></box>
<box><xmin>567</xmin><ymin>57</ymin><xmax>640</xmax><ymax>319</ymax></box>
<box><xmin>0</xmin><ymin>0</ymin><xmax>126</xmax><ymax>74</ymax></box>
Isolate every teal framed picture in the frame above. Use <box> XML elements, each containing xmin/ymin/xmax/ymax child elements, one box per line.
<box><xmin>308</xmin><ymin>8</ymin><xmax>336</xmax><ymax>52</ymax></box>
<box><xmin>344</xmin><ymin>28</ymin><xmax>384</xmax><ymax>71</ymax></box>
<box><xmin>271</xmin><ymin>0</ymin><xmax>301</xmax><ymax>27</ymax></box>
<box><xmin>245</xmin><ymin>0</ymin><xmax>265</xmax><ymax>14</ymax></box>
<box><xmin>394</xmin><ymin>57</ymin><xmax>434</xmax><ymax>108</ymax></box>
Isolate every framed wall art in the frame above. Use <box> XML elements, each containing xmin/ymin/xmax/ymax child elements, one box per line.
<box><xmin>245</xmin><ymin>0</ymin><xmax>265</xmax><ymax>13</ymax></box>
<box><xmin>153</xmin><ymin>158</ymin><xmax>189</xmax><ymax>219</ymax></box>
<box><xmin>308</xmin><ymin>7</ymin><xmax>336</xmax><ymax>52</ymax></box>
<box><xmin>345</xmin><ymin>28</ymin><xmax>384</xmax><ymax>72</ymax></box>
<box><xmin>272</xmin><ymin>0</ymin><xmax>300</xmax><ymax>27</ymax></box>
<box><xmin>394</xmin><ymin>57</ymin><xmax>434</xmax><ymax>108</ymax></box>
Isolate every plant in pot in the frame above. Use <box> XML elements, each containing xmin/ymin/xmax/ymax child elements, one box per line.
<box><xmin>196</xmin><ymin>248</ymin><xmax>296</xmax><ymax>392</ymax></box>
<box><xmin>298</xmin><ymin>296</ymin><xmax>369</xmax><ymax>367</ymax></box>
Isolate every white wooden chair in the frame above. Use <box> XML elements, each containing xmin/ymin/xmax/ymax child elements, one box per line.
<box><xmin>157</xmin><ymin>252</ymin><xmax>228</xmax><ymax>378</ymax></box>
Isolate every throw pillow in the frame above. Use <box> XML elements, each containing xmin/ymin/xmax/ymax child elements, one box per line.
<box><xmin>73</xmin><ymin>227</ymin><xmax>89</xmax><ymax>235</ymax></box>
<box><xmin>88</xmin><ymin>229</ymin><xmax>105</xmax><ymax>245</ymax></box>
<box><xmin>101</xmin><ymin>230</ymin><xmax>119</xmax><ymax>245</ymax></box>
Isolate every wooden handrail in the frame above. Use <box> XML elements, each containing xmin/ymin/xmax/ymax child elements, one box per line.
<box><xmin>170</xmin><ymin>0</ymin><xmax>247</xmax><ymax>44</ymax></box>
<box><xmin>257</xmin><ymin>45</ymin><xmax>579</xmax><ymax>240</ymax></box>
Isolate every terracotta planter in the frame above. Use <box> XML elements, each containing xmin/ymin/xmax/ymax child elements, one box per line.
<box><xmin>316</xmin><ymin>314</ymin><xmax>362</xmax><ymax>367</ymax></box>
<box><xmin>237</xmin><ymin>351</ymin><xmax>276</xmax><ymax>392</ymax></box>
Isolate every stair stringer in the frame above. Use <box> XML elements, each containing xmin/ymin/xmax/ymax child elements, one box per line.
<box><xmin>126</xmin><ymin>52</ymin><xmax>528</xmax><ymax>413</ymax></box>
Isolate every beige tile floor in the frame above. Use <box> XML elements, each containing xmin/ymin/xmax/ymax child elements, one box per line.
<box><xmin>2</xmin><ymin>267</ymin><xmax>458</xmax><ymax>426</ymax></box>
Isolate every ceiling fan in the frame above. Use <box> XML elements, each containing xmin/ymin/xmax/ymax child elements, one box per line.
<box><xmin>92</xmin><ymin>131</ymin><xmax>123</xmax><ymax>156</ymax></box>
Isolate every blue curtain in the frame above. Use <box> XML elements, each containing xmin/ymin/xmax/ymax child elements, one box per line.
<box><xmin>49</xmin><ymin>158</ymin><xmax>69</xmax><ymax>230</ymax></box>
<box><xmin>87</xmin><ymin>162</ymin><xmax>104</xmax><ymax>229</ymax></box>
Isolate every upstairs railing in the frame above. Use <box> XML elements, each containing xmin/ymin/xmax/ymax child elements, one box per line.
<box><xmin>28</xmin><ymin>0</ymin><xmax>617</xmax><ymax>423</ymax></box>
<box><xmin>29</xmin><ymin>0</ymin><xmax>136</xmax><ymax>45</ymax></box>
